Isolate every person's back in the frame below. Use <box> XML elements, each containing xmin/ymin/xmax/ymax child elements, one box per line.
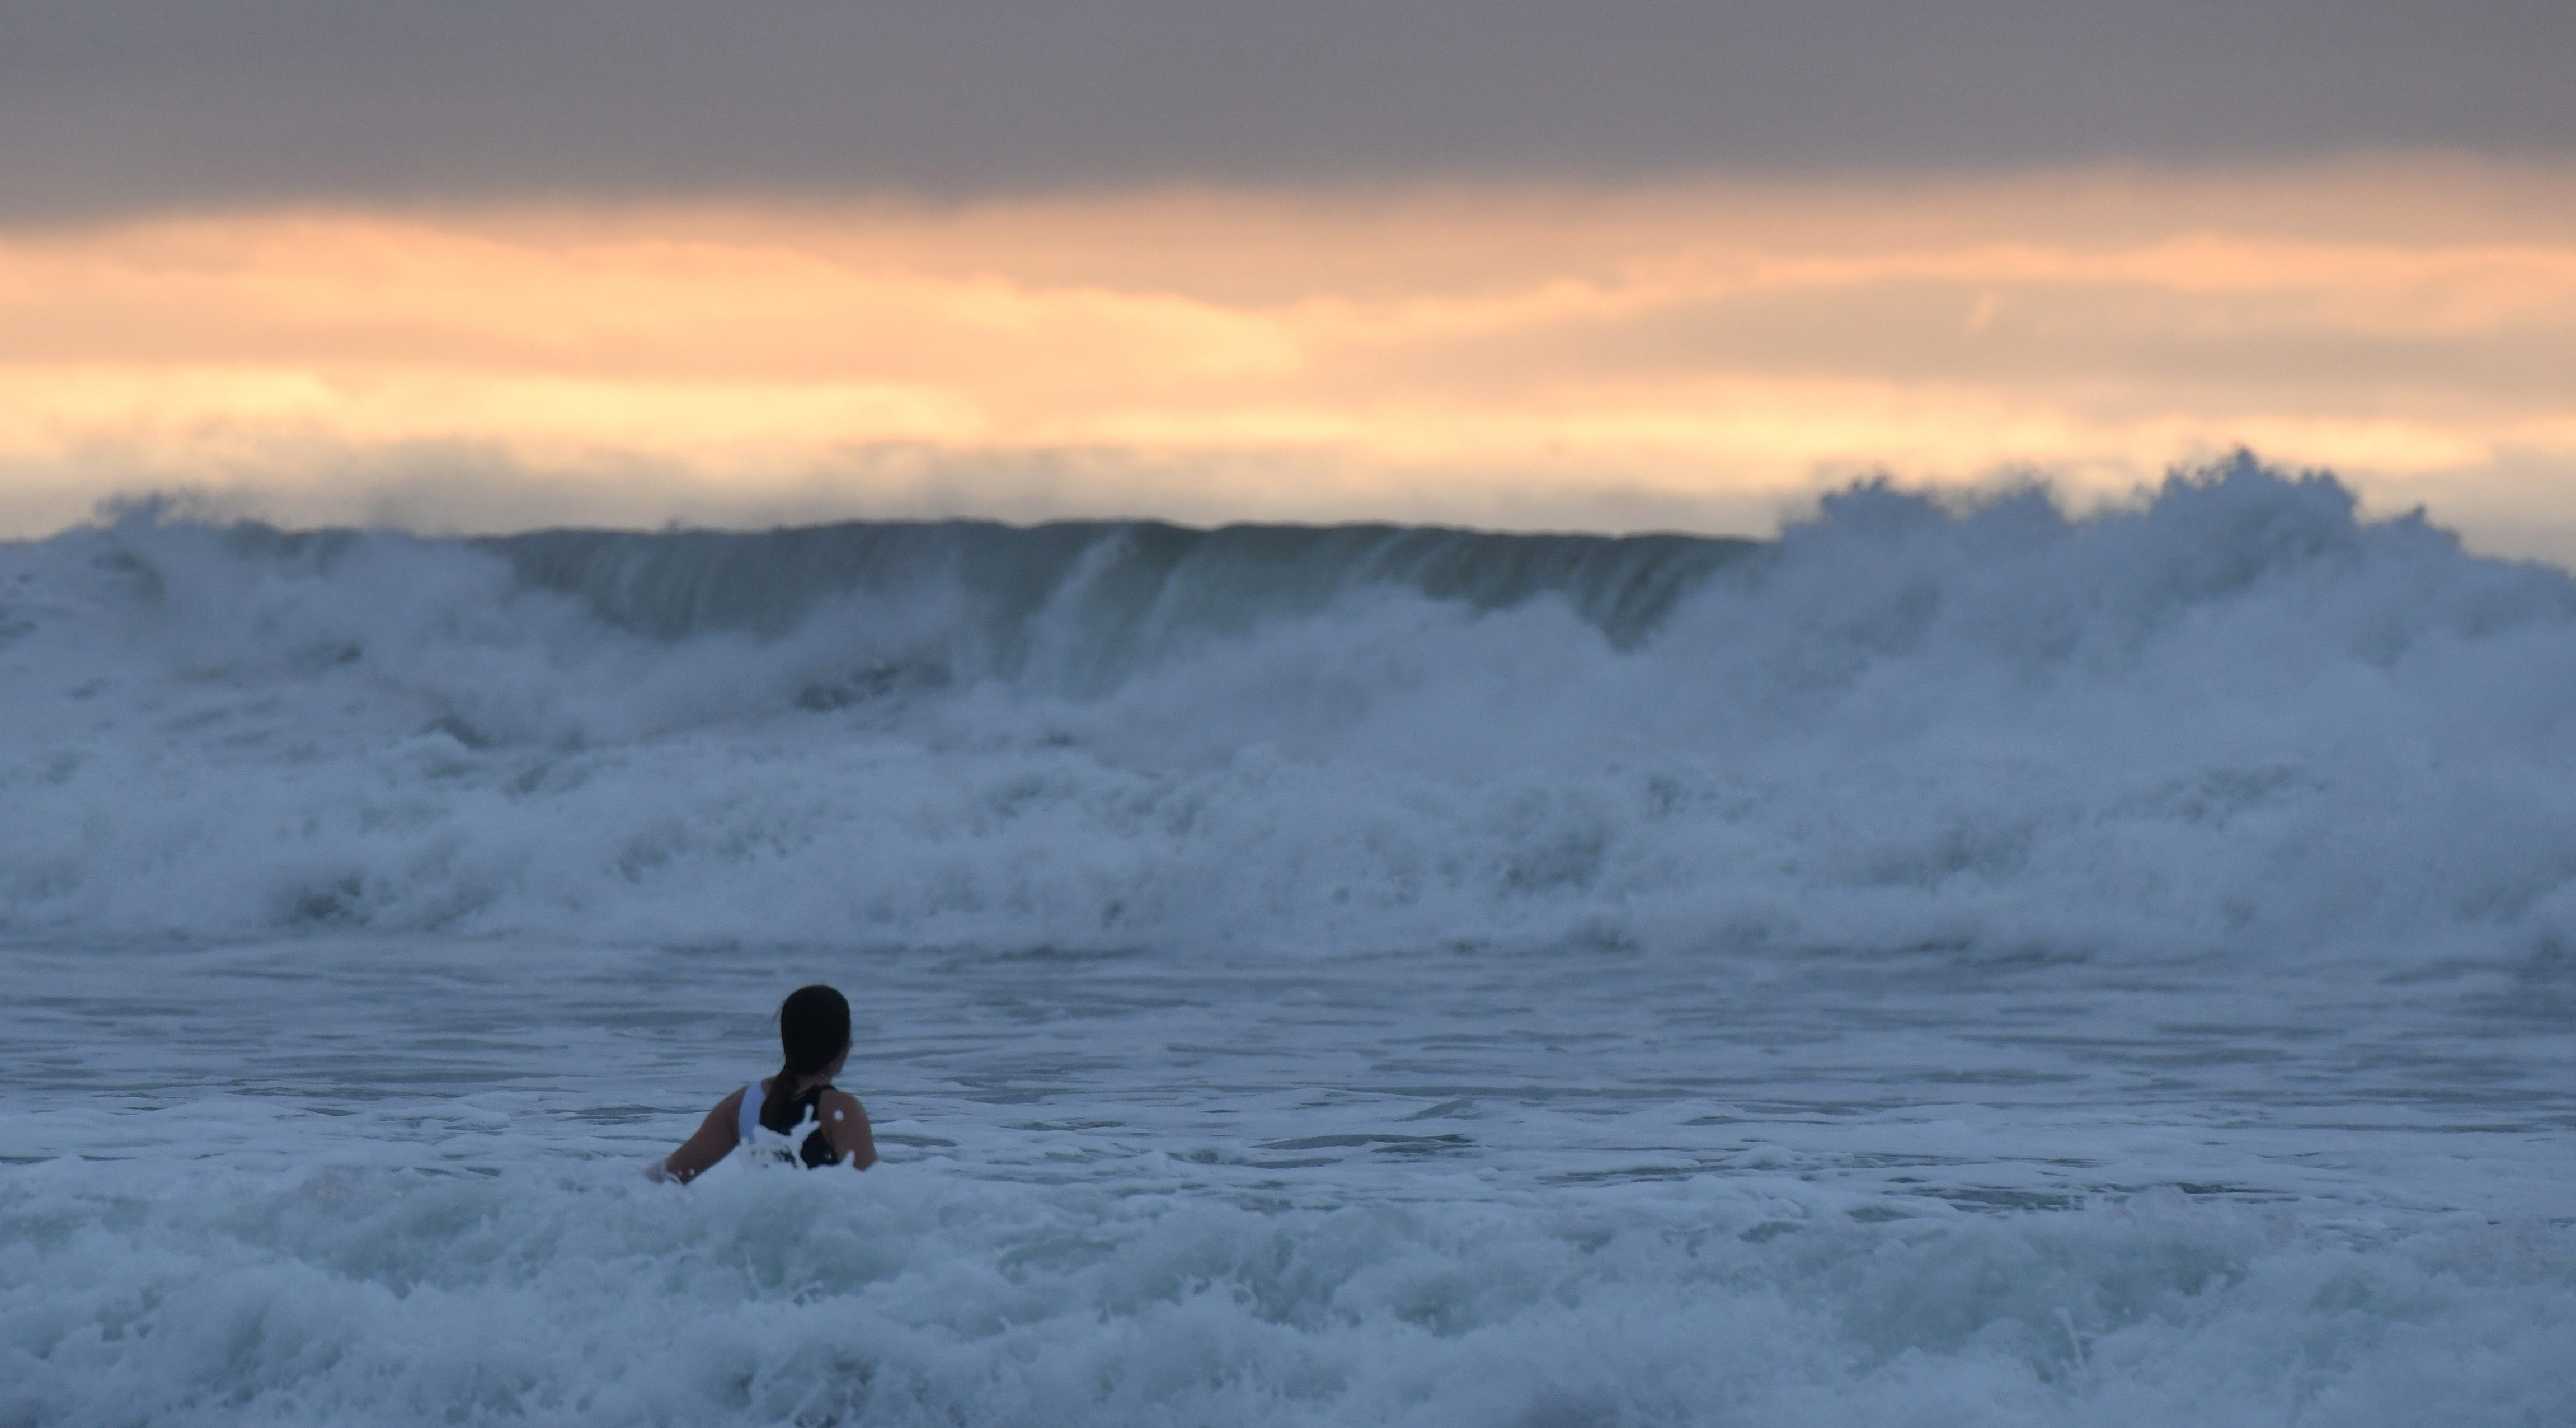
<box><xmin>661</xmin><ymin>984</ymin><xmax>877</xmax><ymax>1182</ymax></box>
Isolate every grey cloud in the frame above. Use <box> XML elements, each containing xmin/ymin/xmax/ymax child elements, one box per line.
<box><xmin>3</xmin><ymin>0</ymin><xmax>2573</xmax><ymax>219</ymax></box>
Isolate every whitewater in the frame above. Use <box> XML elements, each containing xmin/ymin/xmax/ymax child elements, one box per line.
<box><xmin>2</xmin><ymin>457</ymin><xmax>2570</xmax><ymax>1425</ymax></box>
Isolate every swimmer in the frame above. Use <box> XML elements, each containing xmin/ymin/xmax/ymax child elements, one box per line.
<box><xmin>659</xmin><ymin>984</ymin><xmax>878</xmax><ymax>1182</ymax></box>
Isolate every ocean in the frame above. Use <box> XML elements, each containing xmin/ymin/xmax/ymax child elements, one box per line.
<box><xmin>2</xmin><ymin>457</ymin><xmax>2570</xmax><ymax>1425</ymax></box>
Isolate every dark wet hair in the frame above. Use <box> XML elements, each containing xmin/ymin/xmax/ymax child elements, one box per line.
<box><xmin>761</xmin><ymin>984</ymin><xmax>850</xmax><ymax>1167</ymax></box>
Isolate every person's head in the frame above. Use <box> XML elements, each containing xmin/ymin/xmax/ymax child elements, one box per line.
<box><xmin>761</xmin><ymin>983</ymin><xmax>852</xmax><ymax>1140</ymax></box>
<box><xmin>778</xmin><ymin>984</ymin><xmax>850</xmax><ymax>1085</ymax></box>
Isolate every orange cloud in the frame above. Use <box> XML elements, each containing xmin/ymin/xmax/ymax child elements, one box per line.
<box><xmin>3</xmin><ymin>158</ymin><xmax>2574</xmax><ymax>553</ymax></box>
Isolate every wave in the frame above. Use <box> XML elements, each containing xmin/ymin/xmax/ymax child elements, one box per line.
<box><xmin>6</xmin><ymin>1158</ymin><xmax>2568</xmax><ymax>1427</ymax></box>
<box><xmin>8</xmin><ymin>455</ymin><xmax>2576</xmax><ymax>969</ymax></box>
<box><xmin>486</xmin><ymin>518</ymin><xmax>1747</xmax><ymax>659</ymax></box>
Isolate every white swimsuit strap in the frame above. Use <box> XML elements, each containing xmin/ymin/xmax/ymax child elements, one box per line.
<box><xmin>737</xmin><ymin>1082</ymin><xmax>764</xmax><ymax>1143</ymax></box>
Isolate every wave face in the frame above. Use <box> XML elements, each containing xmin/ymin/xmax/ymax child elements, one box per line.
<box><xmin>3</xmin><ymin>455</ymin><xmax>2574</xmax><ymax>966</ymax></box>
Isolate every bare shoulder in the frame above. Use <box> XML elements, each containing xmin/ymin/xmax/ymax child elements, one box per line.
<box><xmin>817</xmin><ymin>1088</ymin><xmax>877</xmax><ymax>1169</ymax></box>
<box><xmin>713</xmin><ymin>1085</ymin><xmax>748</xmax><ymax>1118</ymax></box>
<box><xmin>819</xmin><ymin>1088</ymin><xmax>868</xmax><ymax>1121</ymax></box>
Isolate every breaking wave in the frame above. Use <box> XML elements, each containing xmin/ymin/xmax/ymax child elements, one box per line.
<box><xmin>7</xmin><ymin>1160</ymin><xmax>2569</xmax><ymax>1427</ymax></box>
<box><xmin>8</xmin><ymin>454</ymin><xmax>2576</xmax><ymax>967</ymax></box>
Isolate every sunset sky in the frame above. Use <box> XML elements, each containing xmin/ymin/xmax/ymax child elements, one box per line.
<box><xmin>7</xmin><ymin>1</ymin><xmax>2574</xmax><ymax>554</ymax></box>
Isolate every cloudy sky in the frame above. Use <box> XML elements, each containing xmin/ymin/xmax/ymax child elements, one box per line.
<box><xmin>5</xmin><ymin>1</ymin><xmax>2573</xmax><ymax>550</ymax></box>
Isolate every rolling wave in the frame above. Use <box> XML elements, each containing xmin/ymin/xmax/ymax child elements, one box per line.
<box><xmin>7</xmin><ymin>455</ymin><xmax>2575</xmax><ymax>971</ymax></box>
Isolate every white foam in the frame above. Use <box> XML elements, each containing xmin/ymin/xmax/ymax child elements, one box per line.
<box><xmin>4</xmin><ymin>463</ymin><xmax>2575</xmax><ymax>973</ymax></box>
<box><xmin>1</xmin><ymin>1158</ymin><xmax>2567</xmax><ymax>1427</ymax></box>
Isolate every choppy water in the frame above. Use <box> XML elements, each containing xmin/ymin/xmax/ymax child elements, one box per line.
<box><xmin>3</xmin><ymin>459</ymin><xmax>2572</xmax><ymax>1424</ymax></box>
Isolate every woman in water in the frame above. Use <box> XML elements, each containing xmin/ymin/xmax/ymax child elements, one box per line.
<box><xmin>660</xmin><ymin>984</ymin><xmax>878</xmax><ymax>1182</ymax></box>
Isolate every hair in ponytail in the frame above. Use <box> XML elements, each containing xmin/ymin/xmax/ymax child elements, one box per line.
<box><xmin>762</xmin><ymin>984</ymin><xmax>850</xmax><ymax>1167</ymax></box>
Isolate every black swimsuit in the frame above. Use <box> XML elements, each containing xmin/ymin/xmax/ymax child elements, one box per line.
<box><xmin>739</xmin><ymin>1079</ymin><xmax>844</xmax><ymax>1168</ymax></box>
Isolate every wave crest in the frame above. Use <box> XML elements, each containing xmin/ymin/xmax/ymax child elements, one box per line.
<box><xmin>7</xmin><ymin>457</ymin><xmax>2575</xmax><ymax>969</ymax></box>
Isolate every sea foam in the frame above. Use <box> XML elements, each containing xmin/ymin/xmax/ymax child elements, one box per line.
<box><xmin>5</xmin><ymin>456</ymin><xmax>2574</xmax><ymax>972</ymax></box>
<box><xmin>6</xmin><ymin>1156</ymin><xmax>2571</xmax><ymax>1428</ymax></box>
<box><xmin>4</xmin><ymin>457</ymin><xmax>2572</xmax><ymax>1426</ymax></box>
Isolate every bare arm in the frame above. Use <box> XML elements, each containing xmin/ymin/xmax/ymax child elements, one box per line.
<box><xmin>660</xmin><ymin>1088</ymin><xmax>745</xmax><ymax>1184</ymax></box>
<box><xmin>821</xmin><ymin>1089</ymin><xmax>878</xmax><ymax>1171</ymax></box>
